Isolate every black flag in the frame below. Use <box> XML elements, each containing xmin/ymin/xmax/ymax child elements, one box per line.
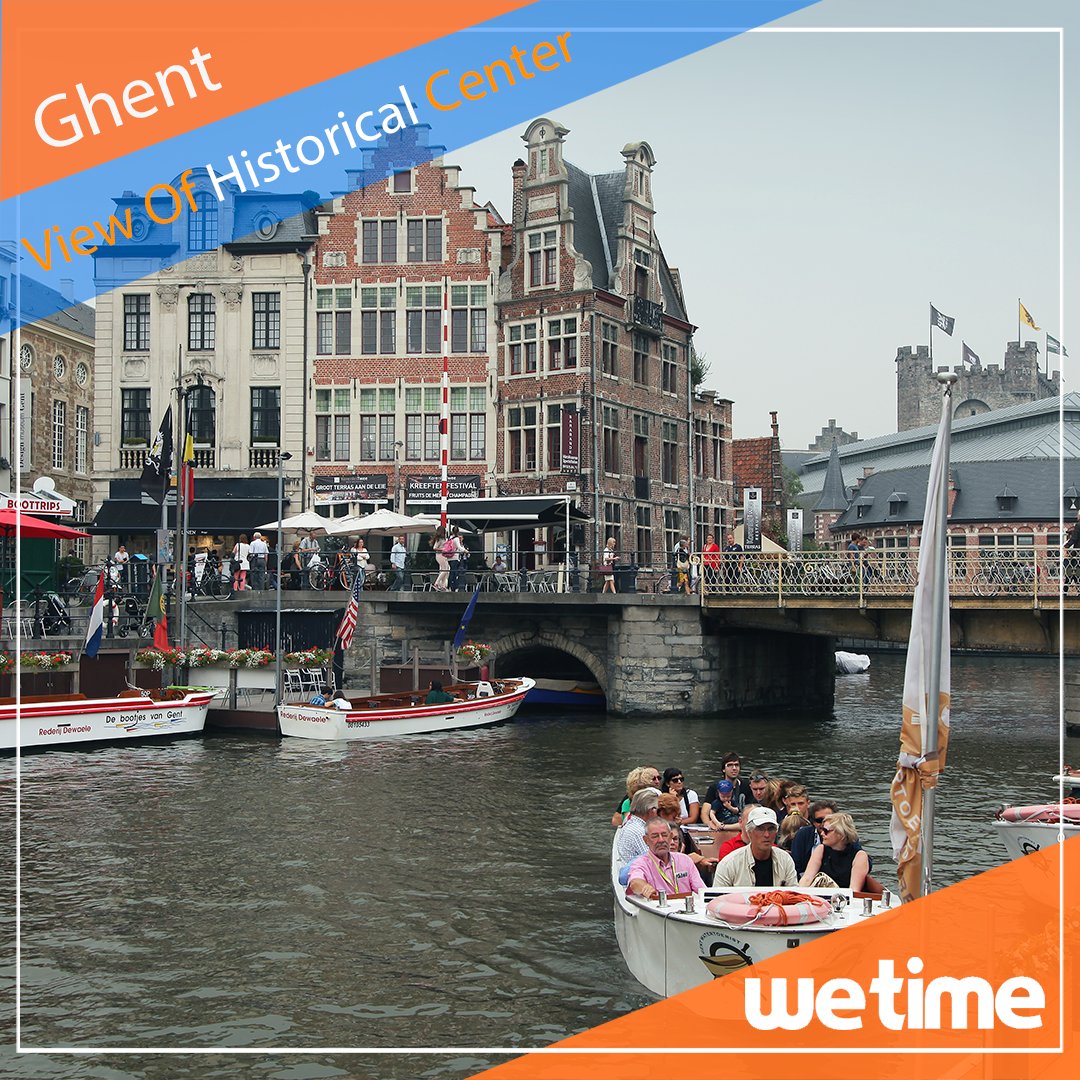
<box><xmin>930</xmin><ymin>304</ymin><xmax>955</xmax><ymax>336</ymax></box>
<box><xmin>140</xmin><ymin>406</ymin><xmax>174</xmax><ymax>504</ymax></box>
<box><xmin>961</xmin><ymin>341</ymin><xmax>980</xmax><ymax>367</ymax></box>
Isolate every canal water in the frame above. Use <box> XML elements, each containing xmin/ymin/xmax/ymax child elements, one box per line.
<box><xmin>2</xmin><ymin>653</ymin><xmax>1065</xmax><ymax>1078</ymax></box>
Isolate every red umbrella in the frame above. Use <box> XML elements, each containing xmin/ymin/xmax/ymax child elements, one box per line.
<box><xmin>0</xmin><ymin>509</ymin><xmax>90</xmax><ymax>539</ymax></box>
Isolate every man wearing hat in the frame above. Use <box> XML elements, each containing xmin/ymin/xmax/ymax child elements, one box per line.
<box><xmin>712</xmin><ymin>806</ymin><xmax>798</xmax><ymax>888</ymax></box>
<box><xmin>248</xmin><ymin>532</ymin><xmax>270</xmax><ymax>590</ymax></box>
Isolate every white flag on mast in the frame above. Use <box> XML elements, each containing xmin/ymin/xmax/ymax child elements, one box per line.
<box><xmin>889</xmin><ymin>392</ymin><xmax>952</xmax><ymax>903</ymax></box>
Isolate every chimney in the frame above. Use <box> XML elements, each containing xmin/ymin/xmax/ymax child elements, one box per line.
<box><xmin>511</xmin><ymin>158</ymin><xmax>527</xmax><ymax>264</ymax></box>
<box><xmin>770</xmin><ymin>410</ymin><xmax>779</xmax><ymax>439</ymax></box>
<box><xmin>60</xmin><ymin>278</ymin><xmax>74</xmax><ymax>302</ymax></box>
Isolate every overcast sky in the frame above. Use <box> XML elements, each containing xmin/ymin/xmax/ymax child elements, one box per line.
<box><xmin>453</xmin><ymin>0</ymin><xmax>1072</xmax><ymax>448</ymax></box>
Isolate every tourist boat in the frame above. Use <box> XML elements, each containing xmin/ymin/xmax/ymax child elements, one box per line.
<box><xmin>1</xmin><ymin>687</ymin><xmax>218</xmax><ymax>750</ymax></box>
<box><xmin>611</xmin><ymin>840</ymin><xmax>895</xmax><ymax>997</ymax></box>
<box><xmin>277</xmin><ymin>677</ymin><xmax>535</xmax><ymax>740</ymax></box>
<box><xmin>992</xmin><ymin>802</ymin><xmax>1080</xmax><ymax>860</ymax></box>
<box><xmin>523</xmin><ymin>678</ymin><xmax>604</xmax><ymax>709</ymax></box>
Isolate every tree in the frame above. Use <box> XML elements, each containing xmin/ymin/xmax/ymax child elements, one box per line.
<box><xmin>690</xmin><ymin>346</ymin><xmax>711</xmax><ymax>389</ymax></box>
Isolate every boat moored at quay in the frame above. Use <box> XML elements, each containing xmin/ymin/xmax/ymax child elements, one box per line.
<box><xmin>1</xmin><ymin>687</ymin><xmax>217</xmax><ymax>750</ymax></box>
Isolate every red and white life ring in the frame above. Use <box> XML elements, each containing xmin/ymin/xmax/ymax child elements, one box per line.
<box><xmin>706</xmin><ymin>890</ymin><xmax>832</xmax><ymax>927</ymax></box>
<box><xmin>995</xmin><ymin>803</ymin><xmax>1080</xmax><ymax>825</ymax></box>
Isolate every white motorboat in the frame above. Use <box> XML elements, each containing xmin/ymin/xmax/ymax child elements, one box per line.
<box><xmin>277</xmin><ymin>677</ymin><xmax>535</xmax><ymax>740</ymax></box>
<box><xmin>611</xmin><ymin>841</ymin><xmax>895</xmax><ymax>997</ymax></box>
<box><xmin>835</xmin><ymin>651</ymin><xmax>871</xmax><ymax>674</ymax></box>
<box><xmin>992</xmin><ymin>802</ymin><xmax>1080</xmax><ymax>860</ymax></box>
<box><xmin>1</xmin><ymin>687</ymin><xmax>217</xmax><ymax>750</ymax></box>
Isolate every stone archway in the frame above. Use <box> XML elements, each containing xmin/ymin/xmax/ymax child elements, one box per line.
<box><xmin>488</xmin><ymin>629</ymin><xmax>608</xmax><ymax>693</ymax></box>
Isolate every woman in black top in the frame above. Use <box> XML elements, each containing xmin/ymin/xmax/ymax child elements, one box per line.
<box><xmin>798</xmin><ymin>811</ymin><xmax>870</xmax><ymax>891</ymax></box>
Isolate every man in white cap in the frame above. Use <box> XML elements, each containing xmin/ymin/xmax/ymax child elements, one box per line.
<box><xmin>712</xmin><ymin>805</ymin><xmax>797</xmax><ymax>888</ymax></box>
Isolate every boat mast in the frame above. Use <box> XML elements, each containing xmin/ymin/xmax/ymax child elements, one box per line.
<box><xmin>921</xmin><ymin>371</ymin><xmax>957</xmax><ymax>895</ymax></box>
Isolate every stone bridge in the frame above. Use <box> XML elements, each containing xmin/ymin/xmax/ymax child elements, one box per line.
<box><xmin>199</xmin><ymin>589</ymin><xmax>1075</xmax><ymax>717</ymax></box>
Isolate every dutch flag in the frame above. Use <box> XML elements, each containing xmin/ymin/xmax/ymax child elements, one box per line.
<box><xmin>84</xmin><ymin>571</ymin><xmax>105</xmax><ymax>659</ymax></box>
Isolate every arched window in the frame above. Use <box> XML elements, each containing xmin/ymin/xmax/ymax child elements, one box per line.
<box><xmin>188</xmin><ymin>192</ymin><xmax>219</xmax><ymax>251</ymax></box>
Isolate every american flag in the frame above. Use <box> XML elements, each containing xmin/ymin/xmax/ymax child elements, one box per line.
<box><xmin>336</xmin><ymin>569</ymin><xmax>364</xmax><ymax>650</ymax></box>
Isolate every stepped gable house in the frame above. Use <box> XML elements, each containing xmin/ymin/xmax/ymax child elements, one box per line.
<box><xmin>496</xmin><ymin>118</ymin><xmax>731</xmax><ymax>565</ymax></box>
<box><xmin>310</xmin><ymin>124</ymin><xmax>503</xmax><ymax>517</ymax></box>
<box><xmin>91</xmin><ymin>172</ymin><xmax>316</xmax><ymax>558</ymax></box>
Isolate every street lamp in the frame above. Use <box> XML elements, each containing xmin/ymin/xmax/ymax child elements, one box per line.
<box><xmin>274</xmin><ymin>451</ymin><xmax>294</xmax><ymax>707</ymax></box>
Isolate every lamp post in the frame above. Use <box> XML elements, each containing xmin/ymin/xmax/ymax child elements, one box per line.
<box><xmin>393</xmin><ymin>440</ymin><xmax>403</xmax><ymax>514</ymax></box>
<box><xmin>274</xmin><ymin>451</ymin><xmax>294</xmax><ymax>706</ymax></box>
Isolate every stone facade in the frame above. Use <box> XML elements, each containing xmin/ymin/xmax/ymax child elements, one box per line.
<box><xmin>732</xmin><ymin>412</ymin><xmax>783</xmax><ymax>538</ymax></box>
<box><xmin>809</xmin><ymin>419</ymin><xmax>858</xmax><ymax>452</ymax></box>
<box><xmin>896</xmin><ymin>341</ymin><xmax>1060</xmax><ymax>431</ymax></box>
<box><xmin>10</xmin><ymin>275</ymin><xmax>96</xmax><ymax>550</ymax></box>
<box><xmin>92</xmin><ymin>172</ymin><xmax>315</xmax><ymax>558</ymax></box>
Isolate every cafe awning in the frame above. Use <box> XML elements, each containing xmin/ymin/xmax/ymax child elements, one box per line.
<box><xmin>407</xmin><ymin>495</ymin><xmax>591</xmax><ymax>533</ymax></box>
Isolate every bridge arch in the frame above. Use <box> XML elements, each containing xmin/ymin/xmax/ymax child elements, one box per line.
<box><xmin>490</xmin><ymin>629</ymin><xmax>608</xmax><ymax>693</ymax></box>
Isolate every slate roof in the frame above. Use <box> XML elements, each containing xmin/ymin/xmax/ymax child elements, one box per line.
<box><xmin>831</xmin><ymin>459</ymin><xmax>1080</xmax><ymax>530</ymax></box>
<box><xmin>794</xmin><ymin>394</ymin><xmax>1078</xmax><ymax>502</ymax></box>
<box><xmin>18</xmin><ymin>275</ymin><xmax>95</xmax><ymax>340</ymax></box>
<box><xmin>563</xmin><ymin>160</ymin><xmax>689</xmax><ymax>323</ymax></box>
<box><xmin>815</xmin><ymin>441</ymin><xmax>849</xmax><ymax>512</ymax></box>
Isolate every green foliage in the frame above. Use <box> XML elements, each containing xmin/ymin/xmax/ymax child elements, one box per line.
<box><xmin>690</xmin><ymin>346</ymin><xmax>710</xmax><ymax>389</ymax></box>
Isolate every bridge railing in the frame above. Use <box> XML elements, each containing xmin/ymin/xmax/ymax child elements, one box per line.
<box><xmin>699</xmin><ymin>548</ymin><xmax>1062</xmax><ymax>606</ymax></box>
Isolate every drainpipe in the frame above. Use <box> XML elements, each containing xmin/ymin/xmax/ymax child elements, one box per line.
<box><xmin>300</xmin><ymin>246</ymin><xmax>313</xmax><ymax>510</ymax></box>
<box><xmin>589</xmin><ymin>311</ymin><xmax>600</xmax><ymax>561</ymax></box>
<box><xmin>687</xmin><ymin>334</ymin><xmax>695</xmax><ymax>546</ymax></box>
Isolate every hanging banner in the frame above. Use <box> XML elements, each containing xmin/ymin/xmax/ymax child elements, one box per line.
<box><xmin>787</xmin><ymin>508</ymin><xmax>803</xmax><ymax>552</ymax></box>
<box><xmin>405</xmin><ymin>474</ymin><xmax>482</xmax><ymax>502</ymax></box>
<box><xmin>743</xmin><ymin>487</ymin><xmax>762</xmax><ymax>552</ymax></box>
<box><xmin>312</xmin><ymin>474</ymin><xmax>389</xmax><ymax>505</ymax></box>
<box><xmin>561</xmin><ymin>409</ymin><xmax>580</xmax><ymax>473</ymax></box>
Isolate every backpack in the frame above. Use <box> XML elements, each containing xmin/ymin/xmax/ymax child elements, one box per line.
<box><xmin>442</xmin><ymin>538</ymin><xmax>456</xmax><ymax>556</ymax></box>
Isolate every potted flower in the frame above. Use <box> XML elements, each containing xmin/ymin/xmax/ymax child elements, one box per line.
<box><xmin>456</xmin><ymin>640</ymin><xmax>491</xmax><ymax>667</ymax></box>
<box><xmin>183</xmin><ymin>646</ymin><xmax>226</xmax><ymax>668</ymax></box>
<box><xmin>0</xmin><ymin>652</ymin><xmax>12</xmax><ymax>675</ymax></box>
<box><xmin>21</xmin><ymin>651</ymin><xmax>74</xmax><ymax>671</ymax></box>
<box><xmin>223</xmin><ymin>648</ymin><xmax>274</xmax><ymax>668</ymax></box>
<box><xmin>135</xmin><ymin>647</ymin><xmax>184</xmax><ymax>671</ymax></box>
<box><xmin>284</xmin><ymin>648</ymin><xmax>333</xmax><ymax>668</ymax></box>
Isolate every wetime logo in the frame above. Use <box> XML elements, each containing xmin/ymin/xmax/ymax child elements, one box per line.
<box><xmin>745</xmin><ymin>957</ymin><xmax>1045</xmax><ymax>1032</ymax></box>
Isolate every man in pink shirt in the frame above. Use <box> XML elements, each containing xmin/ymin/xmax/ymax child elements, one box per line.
<box><xmin>626</xmin><ymin>818</ymin><xmax>705</xmax><ymax>900</ymax></box>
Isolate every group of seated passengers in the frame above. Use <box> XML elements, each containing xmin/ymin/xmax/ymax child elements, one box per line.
<box><xmin>612</xmin><ymin>753</ymin><xmax>875</xmax><ymax>893</ymax></box>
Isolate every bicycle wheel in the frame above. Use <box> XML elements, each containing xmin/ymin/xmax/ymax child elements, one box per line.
<box><xmin>207</xmin><ymin>575</ymin><xmax>229</xmax><ymax>600</ymax></box>
<box><xmin>653</xmin><ymin>572</ymin><xmax>673</xmax><ymax>594</ymax></box>
<box><xmin>308</xmin><ymin>566</ymin><xmax>328</xmax><ymax>591</ymax></box>
<box><xmin>970</xmin><ymin>572</ymin><xmax>997</xmax><ymax>598</ymax></box>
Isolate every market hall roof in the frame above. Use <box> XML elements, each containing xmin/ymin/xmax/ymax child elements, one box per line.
<box><xmin>789</xmin><ymin>393</ymin><xmax>1079</xmax><ymax>505</ymax></box>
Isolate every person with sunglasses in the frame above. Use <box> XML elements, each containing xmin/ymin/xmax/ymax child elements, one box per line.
<box><xmin>661</xmin><ymin>768</ymin><xmax>699</xmax><ymax>824</ymax></box>
<box><xmin>790</xmin><ymin>799</ymin><xmax>839</xmax><ymax>877</ymax></box>
<box><xmin>799</xmin><ymin>811</ymin><xmax>870</xmax><ymax>892</ymax></box>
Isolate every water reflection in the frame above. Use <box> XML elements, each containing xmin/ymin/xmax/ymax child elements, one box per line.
<box><xmin>2</xmin><ymin>652</ymin><xmax>1064</xmax><ymax>1077</ymax></box>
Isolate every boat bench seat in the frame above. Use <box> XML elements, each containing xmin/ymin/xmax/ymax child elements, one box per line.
<box><xmin>0</xmin><ymin>693</ymin><xmax>89</xmax><ymax>705</ymax></box>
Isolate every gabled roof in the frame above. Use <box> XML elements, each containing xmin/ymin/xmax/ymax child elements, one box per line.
<box><xmin>563</xmin><ymin>160</ymin><xmax>689</xmax><ymax>323</ymax></box>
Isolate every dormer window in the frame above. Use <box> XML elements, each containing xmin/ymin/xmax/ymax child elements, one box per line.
<box><xmin>187</xmin><ymin>192</ymin><xmax>218</xmax><ymax>252</ymax></box>
<box><xmin>855</xmin><ymin>495</ymin><xmax>873</xmax><ymax>520</ymax></box>
<box><xmin>1064</xmin><ymin>486</ymin><xmax>1079</xmax><ymax>513</ymax></box>
<box><xmin>887</xmin><ymin>491</ymin><xmax>908</xmax><ymax>517</ymax></box>
<box><xmin>526</xmin><ymin>228</ymin><xmax>558</xmax><ymax>289</ymax></box>
<box><xmin>996</xmin><ymin>486</ymin><xmax>1018</xmax><ymax>513</ymax></box>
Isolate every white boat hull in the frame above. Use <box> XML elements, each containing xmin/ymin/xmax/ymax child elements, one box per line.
<box><xmin>1</xmin><ymin>689</ymin><xmax>216</xmax><ymax>750</ymax></box>
<box><xmin>612</xmin><ymin>846</ymin><xmax>893</xmax><ymax>997</ymax></box>
<box><xmin>277</xmin><ymin>678</ymin><xmax>534</xmax><ymax>740</ymax></box>
<box><xmin>992</xmin><ymin>818</ymin><xmax>1080</xmax><ymax>860</ymax></box>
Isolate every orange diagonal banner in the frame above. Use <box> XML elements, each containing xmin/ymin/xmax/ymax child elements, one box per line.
<box><xmin>471</xmin><ymin>838</ymin><xmax>1077</xmax><ymax>1078</ymax></box>
<box><xmin>1</xmin><ymin>0</ymin><xmax>536</xmax><ymax>197</ymax></box>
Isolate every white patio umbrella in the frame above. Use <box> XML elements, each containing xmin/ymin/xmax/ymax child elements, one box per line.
<box><xmin>256</xmin><ymin>510</ymin><xmax>334</xmax><ymax>533</ymax></box>
<box><xmin>323</xmin><ymin>508</ymin><xmax>444</xmax><ymax>537</ymax></box>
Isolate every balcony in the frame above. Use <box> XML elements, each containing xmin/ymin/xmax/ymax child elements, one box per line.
<box><xmin>634</xmin><ymin>475</ymin><xmax>650</xmax><ymax>500</ymax></box>
<box><xmin>630</xmin><ymin>295</ymin><xmax>663</xmax><ymax>335</ymax></box>
<box><xmin>193</xmin><ymin>447</ymin><xmax>216</xmax><ymax>469</ymax></box>
<box><xmin>119</xmin><ymin>446</ymin><xmax>148</xmax><ymax>470</ymax></box>
<box><xmin>250</xmin><ymin>446</ymin><xmax>281</xmax><ymax>469</ymax></box>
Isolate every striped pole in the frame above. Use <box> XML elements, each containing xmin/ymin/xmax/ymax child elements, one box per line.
<box><xmin>440</xmin><ymin>278</ymin><xmax>450</xmax><ymax>531</ymax></box>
